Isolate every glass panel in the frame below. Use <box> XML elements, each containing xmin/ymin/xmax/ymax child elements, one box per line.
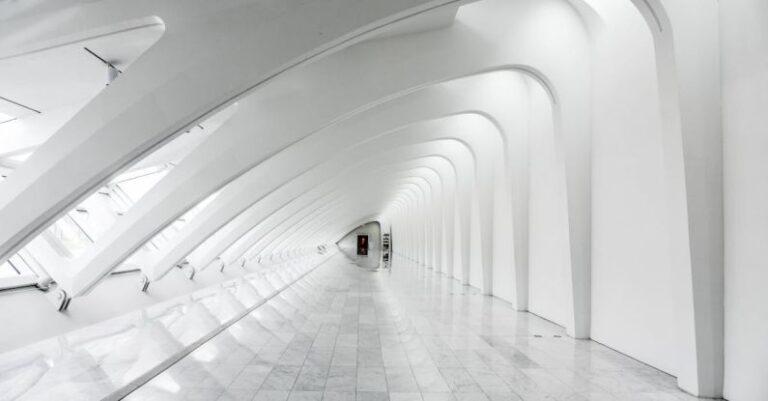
<box><xmin>8</xmin><ymin>254</ymin><xmax>34</xmax><ymax>276</ymax></box>
<box><xmin>179</xmin><ymin>191</ymin><xmax>219</xmax><ymax>223</ymax></box>
<box><xmin>47</xmin><ymin>214</ymin><xmax>93</xmax><ymax>259</ymax></box>
<box><xmin>0</xmin><ymin>103</ymin><xmax>235</xmax><ymax>283</ymax></box>
<box><xmin>0</xmin><ymin>253</ymin><xmax>36</xmax><ymax>281</ymax></box>
<box><xmin>113</xmin><ymin>164</ymin><xmax>171</xmax><ymax>203</ymax></box>
<box><xmin>0</xmin><ymin>261</ymin><xmax>19</xmax><ymax>279</ymax></box>
<box><xmin>134</xmin><ymin>190</ymin><xmax>222</xmax><ymax>265</ymax></box>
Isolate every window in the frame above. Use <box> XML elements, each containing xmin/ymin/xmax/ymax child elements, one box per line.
<box><xmin>0</xmin><ymin>253</ymin><xmax>39</xmax><ymax>289</ymax></box>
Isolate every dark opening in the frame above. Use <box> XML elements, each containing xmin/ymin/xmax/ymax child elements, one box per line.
<box><xmin>356</xmin><ymin>235</ymin><xmax>368</xmax><ymax>256</ymax></box>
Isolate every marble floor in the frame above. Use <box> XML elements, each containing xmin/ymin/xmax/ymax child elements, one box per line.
<box><xmin>0</xmin><ymin>254</ymin><xmax>328</xmax><ymax>401</ymax></box>
<box><xmin>123</xmin><ymin>253</ymin><xmax>704</xmax><ymax>401</ymax></box>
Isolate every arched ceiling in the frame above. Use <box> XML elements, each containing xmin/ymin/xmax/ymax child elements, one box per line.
<box><xmin>0</xmin><ymin>0</ymin><xmax>731</xmax><ymax>398</ymax></box>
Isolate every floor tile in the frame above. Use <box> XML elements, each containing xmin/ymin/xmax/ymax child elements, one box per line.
<box><xmin>119</xmin><ymin>254</ymin><xmax>713</xmax><ymax>401</ymax></box>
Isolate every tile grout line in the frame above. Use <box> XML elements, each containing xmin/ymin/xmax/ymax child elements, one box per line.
<box><xmin>226</xmin><ymin>266</ymin><xmax>329</xmax><ymax>397</ymax></box>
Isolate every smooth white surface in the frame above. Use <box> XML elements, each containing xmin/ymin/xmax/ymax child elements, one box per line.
<box><xmin>527</xmin><ymin>92</ymin><xmax>569</xmax><ymax>327</ymax></box>
<box><xmin>721</xmin><ymin>0</ymin><xmax>768</xmax><ymax>400</ymax></box>
<box><xmin>126</xmin><ymin>254</ymin><xmax>706</xmax><ymax>401</ymax></box>
<box><xmin>0</xmin><ymin>252</ymin><xmax>330</xmax><ymax>401</ymax></box>
<box><xmin>0</xmin><ymin>0</ymin><xmax>764</xmax><ymax>399</ymax></box>
<box><xmin>588</xmin><ymin>0</ymin><xmax>679</xmax><ymax>378</ymax></box>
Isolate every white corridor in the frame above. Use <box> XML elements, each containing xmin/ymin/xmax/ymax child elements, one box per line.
<box><xmin>125</xmin><ymin>253</ymin><xmax>701</xmax><ymax>401</ymax></box>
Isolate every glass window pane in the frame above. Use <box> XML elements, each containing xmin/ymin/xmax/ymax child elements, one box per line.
<box><xmin>47</xmin><ymin>214</ymin><xmax>93</xmax><ymax>258</ymax></box>
<box><xmin>0</xmin><ymin>261</ymin><xmax>19</xmax><ymax>278</ymax></box>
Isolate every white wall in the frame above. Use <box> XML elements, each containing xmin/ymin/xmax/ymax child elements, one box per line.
<box><xmin>468</xmin><ymin>197</ymin><xmax>484</xmax><ymax>290</ymax></box>
<box><xmin>721</xmin><ymin>0</ymin><xmax>768</xmax><ymax>399</ymax></box>
<box><xmin>587</xmin><ymin>1</ymin><xmax>679</xmax><ymax>376</ymax></box>
<box><xmin>527</xmin><ymin>85</ymin><xmax>570</xmax><ymax>327</ymax></box>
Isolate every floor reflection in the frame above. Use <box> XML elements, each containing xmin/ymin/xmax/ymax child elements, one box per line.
<box><xmin>337</xmin><ymin>245</ymin><xmax>385</xmax><ymax>270</ymax></box>
<box><xmin>0</xmin><ymin>253</ymin><xmax>330</xmax><ymax>401</ymax></box>
<box><xmin>124</xmin><ymin>253</ymin><xmax>703</xmax><ymax>401</ymax></box>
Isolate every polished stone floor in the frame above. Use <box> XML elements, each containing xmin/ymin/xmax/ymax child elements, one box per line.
<box><xmin>0</xmin><ymin>255</ymin><xmax>326</xmax><ymax>401</ymax></box>
<box><xmin>123</xmin><ymin>253</ymin><xmax>703</xmax><ymax>401</ymax></box>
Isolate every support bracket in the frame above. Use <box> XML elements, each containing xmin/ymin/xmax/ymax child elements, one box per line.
<box><xmin>185</xmin><ymin>266</ymin><xmax>196</xmax><ymax>280</ymax></box>
<box><xmin>46</xmin><ymin>288</ymin><xmax>71</xmax><ymax>312</ymax></box>
<box><xmin>139</xmin><ymin>274</ymin><xmax>150</xmax><ymax>292</ymax></box>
